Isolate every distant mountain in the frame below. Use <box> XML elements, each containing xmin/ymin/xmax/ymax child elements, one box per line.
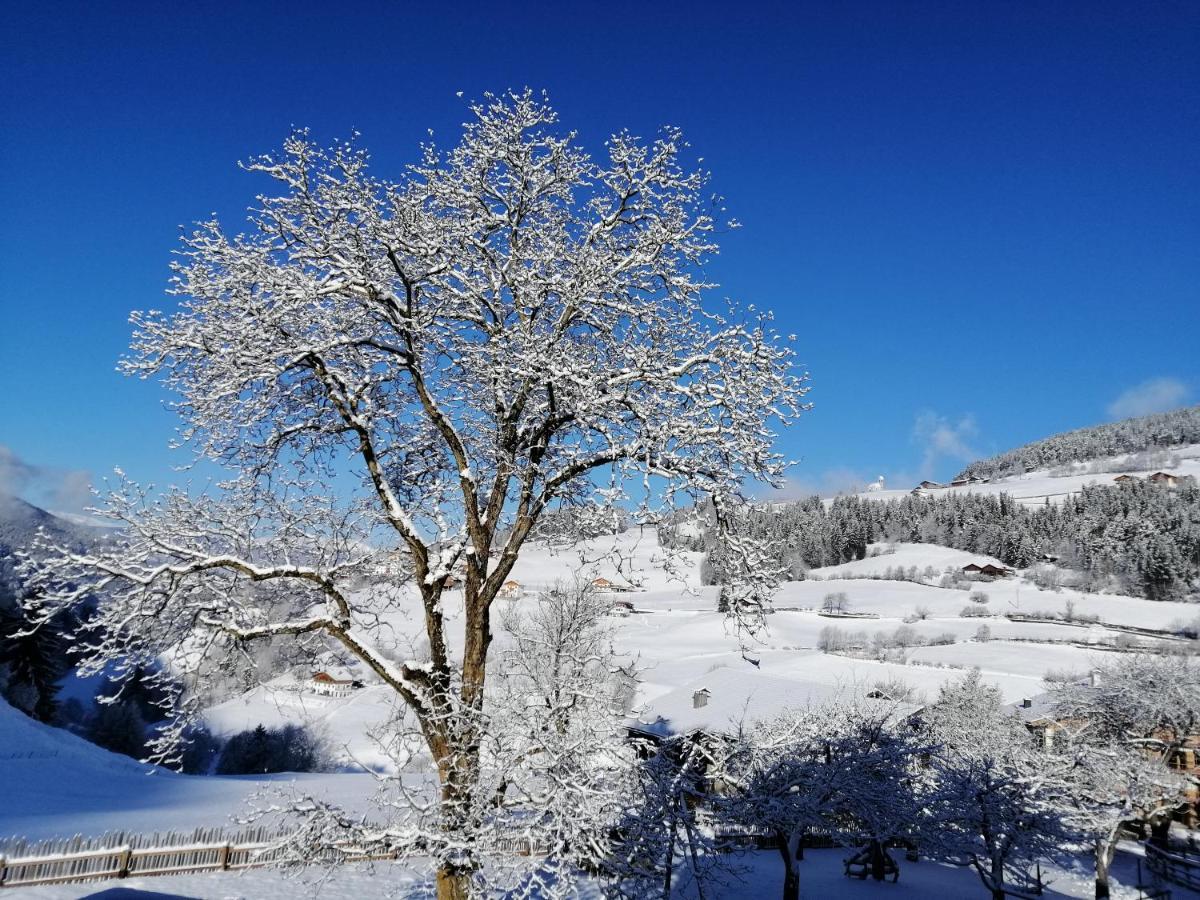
<box><xmin>954</xmin><ymin>405</ymin><xmax>1200</xmax><ymax>482</ymax></box>
<box><xmin>0</xmin><ymin>494</ymin><xmax>108</xmax><ymax>610</ymax></box>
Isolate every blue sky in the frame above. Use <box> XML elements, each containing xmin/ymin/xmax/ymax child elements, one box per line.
<box><xmin>1</xmin><ymin>1</ymin><xmax>1197</xmax><ymax>511</ymax></box>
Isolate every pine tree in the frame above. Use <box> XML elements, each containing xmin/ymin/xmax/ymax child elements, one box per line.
<box><xmin>0</xmin><ymin>602</ymin><xmax>67</xmax><ymax>722</ymax></box>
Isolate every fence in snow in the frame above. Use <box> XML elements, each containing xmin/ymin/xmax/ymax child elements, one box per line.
<box><xmin>0</xmin><ymin>825</ymin><xmax>559</xmax><ymax>890</ymax></box>
<box><xmin>0</xmin><ymin>825</ymin><xmax>395</xmax><ymax>889</ymax></box>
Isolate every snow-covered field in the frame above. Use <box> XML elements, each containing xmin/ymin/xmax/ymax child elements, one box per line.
<box><xmin>3</xmin><ymin>493</ymin><xmax>1199</xmax><ymax>896</ymax></box>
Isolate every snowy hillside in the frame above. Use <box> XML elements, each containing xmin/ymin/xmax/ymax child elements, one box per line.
<box><xmin>843</xmin><ymin>442</ymin><xmax>1200</xmax><ymax>505</ymax></box>
<box><xmin>955</xmin><ymin>404</ymin><xmax>1200</xmax><ymax>482</ymax></box>
<box><xmin>0</xmin><ymin>695</ymin><xmax>380</xmax><ymax>841</ymax></box>
<box><xmin>0</xmin><ymin>494</ymin><xmax>109</xmax><ymax>608</ymax></box>
<box><xmin>175</xmin><ymin>530</ymin><xmax>1197</xmax><ymax>780</ymax></box>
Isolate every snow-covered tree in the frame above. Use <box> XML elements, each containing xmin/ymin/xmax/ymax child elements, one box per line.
<box><xmin>21</xmin><ymin>90</ymin><xmax>805</xmax><ymax>899</ymax></box>
<box><xmin>1053</xmin><ymin>655</ymin><xmax>1200</xmax><ymax>897</ymax></box>
<box><xmin>923</xmin><ymin>671</ymin><xmax>1076</xmax><ymax>900</ymax></box>
<box><xmin>606</xmin><ymin>735</ymin><xmax>731</xmax><ymax>900</ymax></box>
<box><xmin>479</xmin><ymin>580</ymin><xmax>636</xmax><ymax>896</ymax></box>
<box><xmin>1058</xmin><ymin>740</ymin><xmax>1185</xmax><ymax>899</ymax></box>
<box><xmin>722</xmin><ymin>703</ymin><xmax>921</xmax><ymax>900</ymax></box>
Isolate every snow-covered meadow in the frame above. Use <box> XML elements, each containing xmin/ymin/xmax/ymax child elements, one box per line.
<box><xmin>4</xmin><ymin>521</ymin><xmax>1193</xmax><ymax>831</ymax></box>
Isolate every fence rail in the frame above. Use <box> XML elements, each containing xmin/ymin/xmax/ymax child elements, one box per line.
<box><xmin>0</xmin><ymin>826</ymin><xmax>398</xmax><ymax>890</ymax></box>
<box><xmin>1147</xmin><ymin>843</ymin><xmax>1200</xmax><ymax>892</ymax></box>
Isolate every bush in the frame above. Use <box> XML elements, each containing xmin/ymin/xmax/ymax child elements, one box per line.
<box><xmin>974</xmin><ymin>624</ymin><xmax>992</xmax><ymax>642</ymax></box>
<box><xmin>215</xmin><ymin>723</ymin><xmax>328</xmax><ymax>775</ymax></box>
<box><xmin>927</xmin><ymin>632</ymin><xmax>957</xmax><ymax>646</ymax></box>
<box><xmin>959</xmin><ymin>605</ymin><xmax>990</xmax><ymax>618</ymax></box>
<box><xmin>817</xmin><ymin>626</ymin><xmax>844</xmax><ymax>653</ymax></box>
<box><xmin>969</xmin><ymin>590</ymin><xmax>989</xmax><ymax>605</ymax></box>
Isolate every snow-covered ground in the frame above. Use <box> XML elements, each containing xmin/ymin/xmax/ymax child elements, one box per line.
<box><xmin>0</xmin><ymin>696</ymin><xmax>383</xmax><ymax>842</ymax></box>
<box><xmin>12</xmin><ymin>845</ymin><xmax>1195</xmax><ymax>899</ymax></box>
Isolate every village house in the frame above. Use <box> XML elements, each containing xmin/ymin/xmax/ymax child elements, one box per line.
<box><xmin>610</xmin><ymin>598</ymin><xmax>636</xmax><ymax>616</ymax></box>
<box><xmin>1149</xmin><ymin>471</ymin><xmax>1181</xmax><ymax>487</ymax></box>
<box><xmin>1113</xmin><ymin>474</ymin><xmax>1142</xmax><ymax>484</ymax></box>
<box><xmin>309</xmin><ymin>671</ymin><xmax>361</xmax><ymax>698</ymax></box>
<box><xmin>1008</xmin><ymin>680</ymin><xmax>1200</xmax><ymax>824</ymax></box>
<box><xmin>962</xmin><ymin>562</ymin><xmax>1011</xmax><ymax>578</ymax></box>
<box><xmin>498</xmin><ymin>580</ymin><xmax>522</xmax><ymax>599</ymax></box>
<box><xmin>627</xmin><ymin>668</ymin><xmax>925</xmax><ymax>817</ymax></box>
<box><xmin>591</xmin><ymin>576</ymin><xmax>633</xmax><ymax>593</ymax></box>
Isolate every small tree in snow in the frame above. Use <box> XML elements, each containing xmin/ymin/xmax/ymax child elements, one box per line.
<box><xmin>821</xmin><ymin>591</ymin><xmax>849</xmax><ymax>614</ymax></box>
<box><xmin>923</xmin><ymin>671</ymin><xmax>1076</xmax><ymax>900</ymax></box>
<box><xmin>722</xmin><ymin>703</ymin><xmax>923</xmax><ymax>900</ymax></box>
<box><xmin>21</xmin><ymin>91</ymin><xmax>806</xmax><ymax>899</ymax></box>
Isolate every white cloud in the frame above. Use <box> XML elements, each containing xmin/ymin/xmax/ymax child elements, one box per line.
<box><xmin>0</xmin><ymin>445</ymin><xmax>94</xmax><ymax>514</ymax></box>
<box><xmin>1107</xmin><ymin>377</ymin><xmax>1191</xmax><ymax>420</ymax></box>
<box><xmin>0</xmin><ymin>445</ymin><xmax>38</xmax><ymax>497</ymax></box>
<box><xmin>912</xmin><ymin>411</ymin><xmax>979</xmax><ymax>479</ymax></box>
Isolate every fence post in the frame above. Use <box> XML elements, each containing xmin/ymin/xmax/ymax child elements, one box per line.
<box><xmin>0</xmin><ymin>855</ymin><xmax>6</xmax><ymax>887</ymax></box>
<box><xmin>117</xmin><ymin>847</ymin><xmax>132</xmax><ymax>878</ymax></box>
<box><xmin>219</xmin><ymin>843</ymin><xmax>231</xmax><ymax>871</ymax></box>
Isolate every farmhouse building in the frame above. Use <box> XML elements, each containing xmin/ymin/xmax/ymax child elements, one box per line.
<box><xmin>591</xmin><ymin>576</ymin><xmax>633</xmax><ymax>592</ymax></box>
<box><xmin>498</xmin><ymin>580</ymin><xmax>522</xmax><ymax>599</ymax></box>
<box><xmin>962</xmin><ymin>562</ymin><xmax>1011</xmax><ymax>578</ymax></box>
<box><xmin>1149</xmin><ymin>472</ymin><xmax>1181</xmax><ymax>487</ymax></box>
<box><xmin>310</xmin><ymin>671</ymin><xmax>360</xmax><ymax>698</ymax></box>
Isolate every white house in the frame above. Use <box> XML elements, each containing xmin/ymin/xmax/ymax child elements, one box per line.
<box><xmin>310</xmin><ymin>671</ymin><xmax>359</xmax><ymax>698</ymax></box>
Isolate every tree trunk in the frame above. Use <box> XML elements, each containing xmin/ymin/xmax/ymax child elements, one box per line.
<box><xmin>1150</xmin><ymin>816</ymin><xmax>1171</xmax><ymax>848</ymax></box>
<box><xmin>1095</xmin><ymin>837</ymin><xmax>1114</xmax><ymax>899</ymax></box>
<box><xmin>870</xmin><ymin>840</ymin><xmax>887</xmax><ymax>881</ymax></box>
<box><xmin>436</xmin><ymin>864</ymin><xmax>472</xmax><ymax>900</ymax></box>
<box><xmin>990</xmin><ymin>851</ymin><xmax>1006</xmax><ymax>900</ymax></box>
<box><xmin>777</xmin><ymin>831</ymin><xmax>800</xmax><ymax>900</ymax></box>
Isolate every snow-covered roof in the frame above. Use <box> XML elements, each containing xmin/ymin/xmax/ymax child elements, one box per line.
<box><xmin>629</xmin><ymin>667</ymin><xmax>920</xmax><ymax>739</ymax></box>
<box><xmin>312</xmin><ymin>668</ymin><xmax>357</xmax><ymax>684</ymax></box>
<box><xmin>1007</xmin><ymin>691</ymin><xmax>1060</xmax><ymax>724</ymax></box>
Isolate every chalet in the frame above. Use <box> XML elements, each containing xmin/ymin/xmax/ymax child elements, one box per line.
<box><xmin>962</xmin><ymin>562</ymin><xmax>1011</xmax><ymax>578</ymax></box>
<box><xmin>310</xmin><ymin>671</ymin><xmax>360</xmax><ymax>698</ymax></box>
<box><xmin>498</xmin><ymin>580</ymin><xmax>522</xmax><ymax>599</ymax></box>
<box><xmin>1149</xmin><ymin>472</ymin><xmax>1181</xmax><ymax>487</ymax></box>
<box><xmin>610</xmin><ymin>598</ymin><xmax>636</xmax><ymax>616</ymax></box>
<box><xmin>917</xmin><ymin>480</ymin><xmax>944</xmax><ymax>490</ymax></box>
<box><xmin>591</xmin><ymin>576</ymin><xmax>633</xmax><ymax>593</ymax></box>
<box><xmin>1113</xmin><ymin>474</ymin><xmax>1141</xmax><ymax>484</ymax></box>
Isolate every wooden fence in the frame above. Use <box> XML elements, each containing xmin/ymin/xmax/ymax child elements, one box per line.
<box><xmin>0</xmin><ymin>825</ymin><xmax>397</xmax><ymax>890</ymax></box>
<box><xmin>1147</xmin><ymin>843</ymin><xmax>1200</xmax><ymax>892</ymax></box>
